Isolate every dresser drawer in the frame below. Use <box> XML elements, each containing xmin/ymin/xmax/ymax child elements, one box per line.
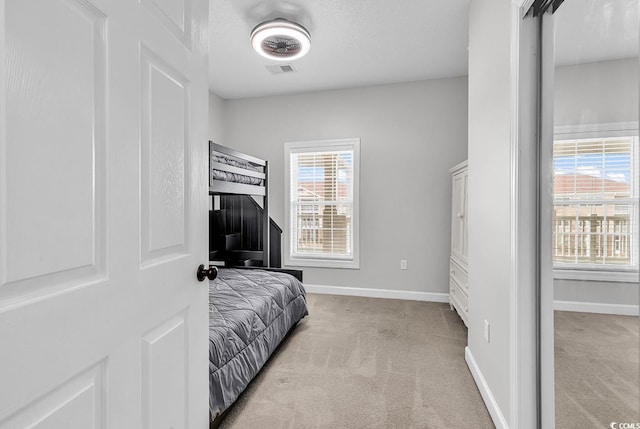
<box><xmin>449</xmin><ymin>258</ymin><xmax>468</xmax><ymax>292</ymax></box>
<box><xmin>449</xmin><ymin>279</ymin><xmax>468</xmax><ymax>327</ymax></box>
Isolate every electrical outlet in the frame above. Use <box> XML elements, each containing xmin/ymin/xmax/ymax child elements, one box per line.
<box><xmin>484</xmin><ymin>320</ymin><xmax>491</xmax><ymax>343</ymax></box>
<box><xmin>400</xmin><ymin>259</ymin><xmax>408</xmax><ymax>270</ymax></box>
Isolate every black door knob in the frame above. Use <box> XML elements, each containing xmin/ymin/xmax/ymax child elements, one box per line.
<box><xmin>197</xmin><ymin>264</ymin><xmax>218</xmax><ymax>282</ymax></box>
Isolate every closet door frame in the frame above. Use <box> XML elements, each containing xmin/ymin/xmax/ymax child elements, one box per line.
<box><xmin>509</xmin><ymin>1</ymin><xmax>557</xmax><ymax>428</ymax></box>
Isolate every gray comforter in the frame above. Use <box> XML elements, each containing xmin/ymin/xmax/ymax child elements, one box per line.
<box><xmin>209</xmin><ymin>268</ymin><xmax>308</xmax><ymax>419</ymax></box>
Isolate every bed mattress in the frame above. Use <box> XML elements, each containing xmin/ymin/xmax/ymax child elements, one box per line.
<box><xmin>210</xmin><ymin>168</ymin><xmax>263</xmax><ymax>186</ymax></box>
<box><xmin>209</xmin><ymin>268</ymin><xmax>308</xmax><ymax>419</ymax></box>
<box><xmin>210</xmin><ymin>153</ymin><xmax>263</xmax><ymax>186</ymax></box>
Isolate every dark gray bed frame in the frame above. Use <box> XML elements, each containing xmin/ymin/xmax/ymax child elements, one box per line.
<box><xmin>209</xmin><ymin>141</ymin><xmax>270</xmax><ymax>266</ymax></box>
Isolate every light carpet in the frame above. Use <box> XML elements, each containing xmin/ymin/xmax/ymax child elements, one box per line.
<box><xmin>219</xmin><ymin>293</ymin><xmax>494</xmax><ymax>429</ymax></box>
<box><xmin>555</xmin><ymin>310</ymin><xmax>639</xmax><ymax>427</ymax></box>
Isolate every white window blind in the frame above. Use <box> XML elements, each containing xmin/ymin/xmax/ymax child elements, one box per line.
<box><xmin>284</xmin><ymin>139</ymin><xmax>360</xmax><ymax>269</ymax></box>
<box><xmin>553</xmin><ymin>136</ymin><xmax>639</xmax><ymax>269</ymax></box>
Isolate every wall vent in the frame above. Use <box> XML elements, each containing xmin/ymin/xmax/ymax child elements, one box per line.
<box><xmin>265</xmin><ymin>64</ymin><xmax>296</xmax><ymax>74</ymax></box>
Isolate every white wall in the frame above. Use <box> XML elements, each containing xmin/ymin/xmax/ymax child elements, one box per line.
<box><xmin>217</xmin><ymin>78</ymin><xmax>468</xmax><ymax>294</ymax></box>
<box><xmin>555</xmin><ymin>278</ymin><xmax>638</xmax><ymax>304</ymax></box>
<box><xmin>555</xmin><ymin>58</ymin><xmax>638</xmax><ymax>125</ymax></box>
<box><xmin>554</xmin><ymin>58</ymin><xmax>639</xmax><ymax>309</ymax></box>
<box><xmin>208</xmin><ymin>90</ymin><xmax>225</xmax><ymax>144</ymax></box>
<box><xmin>467</xmin><ymin>0</ymin><xmax>513</xmax><ymax>424</ymax></box>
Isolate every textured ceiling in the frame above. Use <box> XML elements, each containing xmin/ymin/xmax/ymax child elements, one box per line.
<box><xmin>555</xmin><ymin>0</ymin><xmax>639</xmax><ymax>66</ymax></box>
<box><xmin>209</xmin><ymin>0</ymin><xmax>471</xmax><ymax>99</ymax></box>
<box><xmin>208</xmin><ymin>0</ymin><xmax>638</xmax><ymax>100</ymax></box>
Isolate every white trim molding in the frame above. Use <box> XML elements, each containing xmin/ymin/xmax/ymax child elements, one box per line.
<box><xmin>510</xmin><ymin>2</ymin><xmax>539</xmax><ymax>428</ymax></box>
<box><xmin>283</xmin><ymin>138</ymin><xmax>361</xmax><ymax>270</ymax></box>
<box><xmin>465</xmin><ymin>347</ymin><xmax>510</xmax><ymax>429</ymax></box>
<box><xmin>554</xmin><ymin>300</ymin><xmax>639</xmax><ymax>316</ymax></box>
<box><xmin>551</xmin><ymin>124</ymin><xmax>640</xmax><ymax>277</ymax></box>
<box><xmin>554</xmin><ymin>121</ymin><xmax>639</xmax><ymax>139</ymax></box>
<box><xmin>554</xmin><ymin>268</ymin><xmax>638</xmax><ymax>283</ymax></box>
<box><xmin>303</xmin><ymin>284</ymin><xmax>449</xmax><ymax>303</ymax></box>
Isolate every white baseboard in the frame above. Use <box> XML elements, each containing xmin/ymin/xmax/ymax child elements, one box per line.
<box><xmin>465</xmin><ymin>347</ymin><xmax>510</xmax><ymax>429</ymax></box>
<box><xmin>304</xmin><ymin>284</ymin><xmax>449</xmax><ymax>303</ymax></box>
<box><xmin>554</xmin><ymin>300</ymin><xmax>639</xmax><ymax>316</ymax></box>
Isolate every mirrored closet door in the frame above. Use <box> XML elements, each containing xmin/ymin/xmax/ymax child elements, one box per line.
<box><xmin>539</xmin><ymin>0</ymin><xmax>640</xmax><ymax>426</ymax></box>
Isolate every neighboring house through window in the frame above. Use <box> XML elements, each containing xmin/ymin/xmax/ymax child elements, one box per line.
<box><xmin>284</xmin><ymin>138</ymin><xmax>360</xmax><ymax>269</ymax></box>
<box><xmin>553</xmin><ymin>123</ymin><xmax>639</xmax><ymax>282</ymax></box>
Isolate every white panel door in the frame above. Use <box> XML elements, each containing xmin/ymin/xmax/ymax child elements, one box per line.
<box><xmin>451</xmin><ymin>169</ymin><xmax>468</xmax><ymax>264</ymax></box>
<box><xmin>460</xmin><ymin>169</ymin><xmax>468</xmax><ymax>262</ymax></box>
<box><xmin>0</xmin><ymin>0</ymin><xmax>209</xmax><ymax>428</ymax></box>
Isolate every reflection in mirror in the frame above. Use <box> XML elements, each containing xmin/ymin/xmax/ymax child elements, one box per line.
<box><xmin>553</xmin><ymin>0</ymin><xmax>639</xmax><ymax>425</ymax></box>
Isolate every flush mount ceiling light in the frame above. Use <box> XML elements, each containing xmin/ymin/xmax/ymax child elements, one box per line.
<box><xmin>250</xmin><ymin>19</ymin><xmax>311</xmax><ymax>61</ymax></box>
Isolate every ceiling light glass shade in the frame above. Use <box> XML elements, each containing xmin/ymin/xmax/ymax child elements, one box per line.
<box><xmin>250</xmin><ymin>19</ymin><xmax>311</xmax><ymax>61</ymax></box>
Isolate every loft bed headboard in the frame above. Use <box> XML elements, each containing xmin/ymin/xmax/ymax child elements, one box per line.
<box><xmin>208</xmin><ymin>141</ymin><xmax>270</xmax><ymax>266</ymax></box>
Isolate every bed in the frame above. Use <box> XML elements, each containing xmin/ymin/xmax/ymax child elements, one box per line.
<box><xmin>208</xmin><ymin>268</ymin><xmax>308</xmax><ymax>421</ymax></box>
<box><xmin>208</xmin><ymin>143</ymin><xmax>308</xmax><ymax>425</ymax></box>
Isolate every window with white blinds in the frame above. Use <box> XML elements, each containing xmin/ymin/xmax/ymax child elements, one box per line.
<box><xmin>553</xmin><ymin>135</ymin><xmax>639</xmax><ymax>271</ymax></box>
<box><xmin>284</xmin><ymin>139</ymin><xmax>360</xmax><ymax>269</ymax></box>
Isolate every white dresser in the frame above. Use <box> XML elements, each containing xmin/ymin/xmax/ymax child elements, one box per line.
<box><xmin>449</xmin><ymin>160</ymin><xmax>468</xmax><ymax>326</ymax></box>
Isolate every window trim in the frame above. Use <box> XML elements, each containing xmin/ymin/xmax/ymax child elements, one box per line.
<box><xmin>553</xmin><ymin>267</ymin><xmax>638</xmax><ymax>283</ymax></box>
<box><xmin>553</xmin><ymin>121</ymin><xmax>639</xmax><ymax>282</ymax></box>
<box><xmin>283</xmin><ymin>138</ymin><xmax>360</xmax><ymax>269</ymax></box>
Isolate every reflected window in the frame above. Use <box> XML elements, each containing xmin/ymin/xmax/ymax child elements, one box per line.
<box><xmin>553</xmin><ymin>133</ymin><xmax>639</xmax><ymax>270</ymax></box>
